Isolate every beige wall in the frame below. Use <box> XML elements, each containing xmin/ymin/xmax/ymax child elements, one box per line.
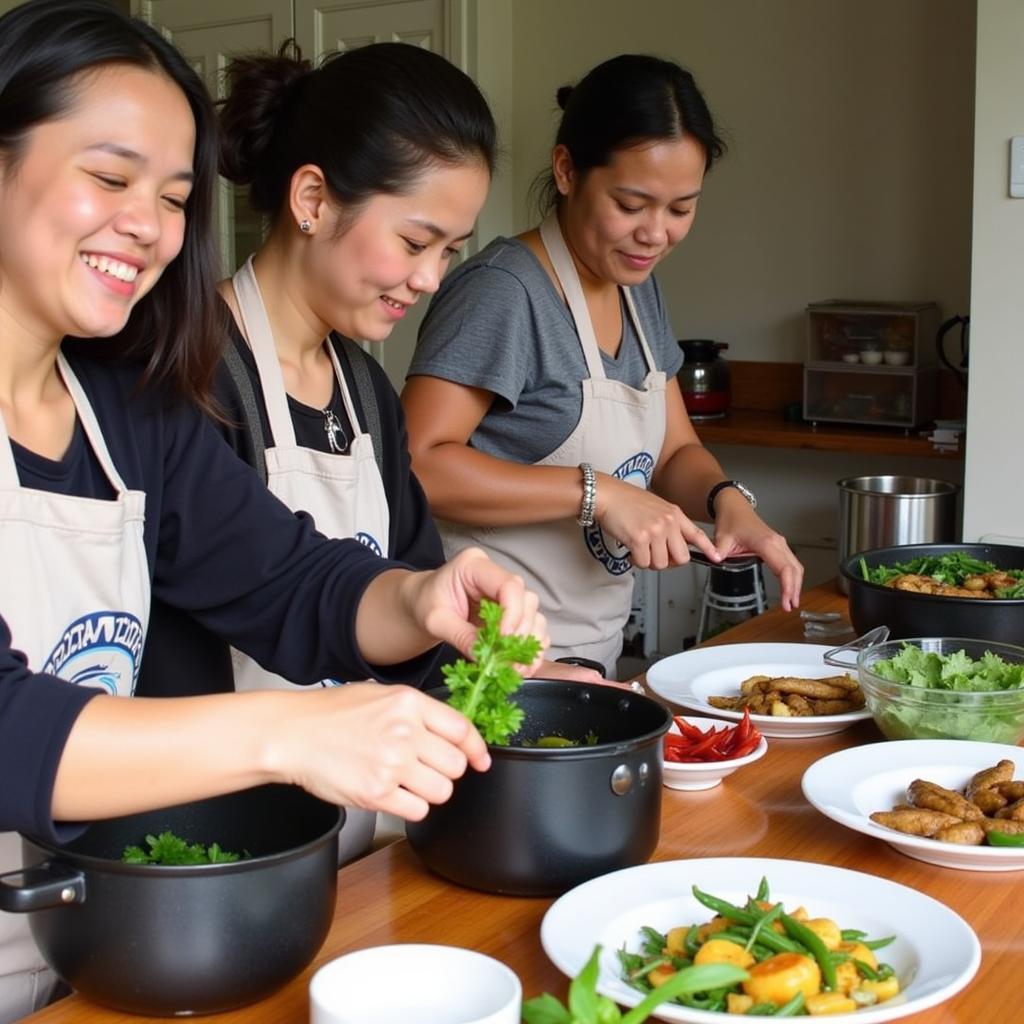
<box><xmin>503</xmin><ymin>0</ymin><xmax>976</xmax><ymax>361</ymax></box>
<box><xmin>962</xmin><ymin>0</ymin><xmax>1024</xmax><ymax>543</ymax></box>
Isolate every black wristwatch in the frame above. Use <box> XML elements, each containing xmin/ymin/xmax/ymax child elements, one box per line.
<box><xmin>706</xmin><ymin>480</ymin><xmax>757</xmax><ymax>520</ymax></box>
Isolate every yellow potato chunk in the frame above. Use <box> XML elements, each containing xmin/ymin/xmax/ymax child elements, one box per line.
<box><xmin>833</xmin><ymin>960</ymin><xmax>860</xmax><ymax>996</ymax></box>
<box><xmin>665</xmin><ymin>927</ymin><xmax>689</xmax><ymax>957</ymax></box>
<box><xmin>726</xmin><ymin>992</ymin><xmax>754</xmax><ymax>1015</ymax></box>
<box><xmin>695</xmin><ymin>916</ymin><xmax>731</xmax><ymax>942</ymax></box>
<box><xmin>648</xmin><ymin>964</ymin><xmax>677</xmax><ymax>988</ymax></box>
<box><xmin>742</xmin><ymin>952</ymin><xmax>822</xmax><ymax>1006</ymax></box>
<box><xmin>693</xmin><ymin>939</ymin><xmax>755</xmax><ymax>969</ymax></box>
<box><xmin>806</xmin><ymin>991</ymin><xmax>857</xmax><ymax>1015</ymax></box>
<box><xmin>858</xmin><ymin>976</ymin><xmax>900</xmax><ymax>1003</ymax></box>
<box><xmin>803</xmin><ymin>918</ymin><xmax>842</xmax><ymax>951</ymax></box>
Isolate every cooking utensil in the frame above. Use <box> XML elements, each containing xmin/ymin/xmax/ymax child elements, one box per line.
<box><xmin>406</xmin><ymin>681</ymin><xmax>671</xmax><ymax>896</ymax></box>
<box><xmin>839</xmin><ymin>542</ymin><xmax>1024</xmax><ymax>643</ymax></box>
<box><xmin>0</xmin><ymin>784</ymin><xmax>341</xmax><ymax>1017</ymax></box>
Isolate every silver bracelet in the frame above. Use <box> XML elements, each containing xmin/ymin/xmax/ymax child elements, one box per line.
<box><xmin>577</xmin><ymin>462</ymin><xmax>596</xmax><ymax>527</ymax></box>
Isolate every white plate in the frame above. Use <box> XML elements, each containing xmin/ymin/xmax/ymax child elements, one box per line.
<box><xmin>540</xmin><ymin>857</ymin><xmax>979</xmax><ymax>1023</ymax></box>
<box><xmin>803</xmin><ymin>740</ymin><xmax>1024</xmax><ymax>871</ymax></box>
<box><xmin>646</xmin><ymin>643</ymin><xmax>871</xmax><ymax>737</ymax></box>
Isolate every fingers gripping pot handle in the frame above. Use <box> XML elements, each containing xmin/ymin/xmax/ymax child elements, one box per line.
<box><xmin>0</xmin><ymin>861</ymin><xmax>86</xmax><ymax>912</ymax></box>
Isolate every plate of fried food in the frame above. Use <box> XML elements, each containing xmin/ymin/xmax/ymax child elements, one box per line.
<box><xmin>802</xmin><ymin>740</ymin><xmax>1024</xmax><ymax>870</ymax></box>
<box><xmin>646</xmin><ymin>643</ymin><xmax>871</xmax><ymax>737</ymax></box>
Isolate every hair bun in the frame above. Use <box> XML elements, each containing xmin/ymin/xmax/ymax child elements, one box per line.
<box><xmin>556</xmin><ymin>84</ymin><xmax>574</xmax><ymax>110</ymax></box>
<box><xmin>218</xmin><ymin>40</ymin><xmax>313</xmax><ymax>191</ymax></box>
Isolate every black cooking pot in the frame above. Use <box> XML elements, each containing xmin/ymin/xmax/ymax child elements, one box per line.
<box><xmin>0</xmin><ymin>784</ymin><xmax>342</xmax><ymax>1017</ymax></box>
<box><xmin>840</xmin><ymin>542</ymin><xmax>1024</xmax><ymax>644</ymax></box>
<box><xmin>406</xmin><ymin>681</ymin><xmax>671</xmax><ymax>897</ymax></box>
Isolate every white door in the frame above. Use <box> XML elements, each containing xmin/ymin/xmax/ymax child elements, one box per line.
<box><xmin>134</xmin><ymin>0</ymin><xmax>294</xmax><ymax>273</ymax></box>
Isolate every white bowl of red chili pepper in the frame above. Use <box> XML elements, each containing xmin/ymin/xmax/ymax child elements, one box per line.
<box><xmin>662</xmin><ymin>712</ymin><xmax>767</xmax><ymax>791</ymax></box>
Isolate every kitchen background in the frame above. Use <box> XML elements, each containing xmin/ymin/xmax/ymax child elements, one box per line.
<box><xmin>9</xmin><ymin>0</ymin><xmax>1015</xmax><ymax>661</ymax></box>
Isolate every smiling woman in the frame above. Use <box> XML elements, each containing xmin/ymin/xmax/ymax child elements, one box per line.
<box><xmin>402</xmin><ymin>54</ymin><xmax>805</xmax><ymax>677</ymax></box>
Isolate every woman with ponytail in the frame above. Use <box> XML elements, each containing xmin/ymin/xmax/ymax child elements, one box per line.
<box><xmin>403</xmin><ymin>54</ymin><xmax>804</xmax><ymax>677</ymax></box>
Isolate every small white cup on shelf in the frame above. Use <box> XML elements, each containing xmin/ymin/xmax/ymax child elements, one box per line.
<box><xmin>310</xmin><ymin>944</ymin><xmax>522</xmax><ymax>1024</ymax></box>
<box><xmin>883</xmin><ymin>350</ymin><xmax>910</xmax><ymax>366</ymax></box>
<box><xmin>859</xmin><ymin>349</ymin><xmax>883</xmax><ymax>365</ymax></box>
<box><xmin>841</xmin><ymin>352</ymin><xmax>860</xmax><ymax>364</ymax></box>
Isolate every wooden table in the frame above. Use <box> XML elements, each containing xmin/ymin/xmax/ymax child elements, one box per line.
<box><xmin>26</xmin><ymin>582</ymin><xmax>1016</xmax><ymax>1023</ymax></box>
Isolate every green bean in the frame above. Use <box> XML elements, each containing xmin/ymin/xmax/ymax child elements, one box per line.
<box><xmin>780</xmin><ymin>913</ymin><xmax>838</xmax><ymax>992</ymax></box>
<box><xmin>876</xmin><ymin>963</ymin><xmax>896</xmax><ymax>981</ymax></box>
<box><xmin>775</xmin><ymin>991</ymin><xmax>806</xmax><ymax>1016</ymax></box>
<box><xmin>864</xmin><ymin>935</ymin><xmax>896</xmax><ymax>951</ymax></box>
<box><xmin>639</xmin><ymin>925</ymin><xmax>667</xmax><ymax>956</ymax></box>
<box><xmin>746</xmin><ymin>1003</ymin><xmax>777</xmax><ymax>1016</ymax></box>
<box><xmin>746</xmin><ymin>902</ymin><xmax>783</xmax><ymax>953</ymax></box>
<box><xmin>841</xmin><ymin>929</ymin><xmax>866</xmax><ymax>941</ymax></box>
<box><xmin>755</xmin><ymin>876</ymin><xmax>771</xmax><ymax>902</ymax></box>
<box><xmin>853</xmin><ymin>958</ymin><xmax>881</xmax><ymax>981</ymax></box>
<box><xmin>684</xmin><ymin>924</ymin><xmax>701</xmax><ymax>958</ymax></box>
<box><xmin>691</xmin><ymin>888</ymin><xmax>801</xmax><ymax>954</ymax></box>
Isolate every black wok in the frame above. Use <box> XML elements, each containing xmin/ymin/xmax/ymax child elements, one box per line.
<box><xmin>0</xmin><ymin>784</ymin><xmax>341</xmax><ymax>1017</ymax></box>
<box><xmin>840</xmin><ymin>542</ymin><xmax>1024</xmax><ymax>644</ymax></box>
<box><xmin>406</xmin><ymin>681</ymin><xmax>671</xmax><ymax>897</ymax></box>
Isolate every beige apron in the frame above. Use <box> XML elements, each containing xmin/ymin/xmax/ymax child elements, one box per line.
<box><xmin>229</xmin><ymin>257</ymin><xmax>390</xmax><ymax>861</ymax></box>
<box><xmin>0</xmin><ymin>355</ymin><xmax>149</xmax><ymax>1024</ymax></box>
<box><xmin>440</xmin><ymin>213</ymin><xmax>667</xmax><ymax>674</ymax></box>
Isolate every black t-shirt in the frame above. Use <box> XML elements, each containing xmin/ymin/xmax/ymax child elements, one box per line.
<box><xmin>0</xmin><ymin>352</ymin><xmax>431</xmax><ymax>841</ymax></box>
<box><xmin>136</xmin><ymin>313</ymin><xmax>444</xmax><ymax>698</ymax></box>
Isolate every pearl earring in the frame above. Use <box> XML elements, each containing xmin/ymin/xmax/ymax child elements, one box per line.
<box><xmin>299</xmin><ymin>219</ymin><xmax>312</xmax><ymax>233</ymax></box>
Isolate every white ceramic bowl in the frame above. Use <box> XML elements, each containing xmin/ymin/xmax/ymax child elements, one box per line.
<box><xmin>662</xmin><ymin>714</ymin><xmax>768</xmax><ymax>791</ymax></box>
<box><xmin>883</xmin><ymin>350</ymin><xmax>910</xmax><ymax>365</ymax></box>
<box><xmin>309</xmin><ymin>944</ymin><xmax>521</xmax><ymax>1024</ymax></box>
<box><xmin>859</xmin><ymin>349</ymin><xmax>884</xmax><ymax>365</ymax></box>
<box><xmin>841</xmin><ymin>352</ymin><xmax>860</xmax><ymax>363</ymax></box>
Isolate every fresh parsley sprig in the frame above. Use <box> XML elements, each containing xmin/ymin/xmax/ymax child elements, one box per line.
<box><xmin>122</xmin><ymin>830</ymin><xmax>243</xmax><ymax>865</ymax></box>
<box><xmin>442</xmin><ymin>598</ymin><xmax>542</xmax><ymax>746</ymax></box>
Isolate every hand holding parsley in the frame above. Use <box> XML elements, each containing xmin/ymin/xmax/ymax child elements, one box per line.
<box><xmin>443</xmin><ymin>598</ymin><xmax>543</xmax><ymax>745</ymax></box>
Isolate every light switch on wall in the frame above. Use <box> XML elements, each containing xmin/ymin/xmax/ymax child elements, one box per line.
<box><xmin>1011</xmin><ymin>136</ymin><xmax>1024</xmax><ymax>198</ymax></box>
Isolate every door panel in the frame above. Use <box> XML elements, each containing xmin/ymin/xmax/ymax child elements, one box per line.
<box><xmin>136</xmin><ymin>1</ymin><xmax>293</xmax><ymax>272</ymax></box>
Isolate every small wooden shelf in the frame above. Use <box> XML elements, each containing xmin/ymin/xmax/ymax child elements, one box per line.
<box><xmin>693</xmin><ymin>408</ymin><xmax>962</xmax><ymax>459</ymax></box>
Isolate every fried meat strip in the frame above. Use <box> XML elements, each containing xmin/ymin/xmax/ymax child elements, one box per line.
<box><xmin>971</xmin><ymin>788</ymin><xmax>1008</xmax><ymax>814</ymax></box>
<box><xmin>933</xmin><ymin>821</ymin><xmax>986</xmax><ymax>845</ymax></box>
<box><xmin>707</xmin><ymin>695</ymin><xmax>746</xmax><ymax>711</ymax></box>
<box><xmin>888</xmin><ymin>574</ymin><xmax>992</xmax><ymax>599</ymax></box>
<box><xmin>994</xmin><ymin>798</ymin><xmax>1024</xmax><ymax>822</ymax></box>
<box><xmin>806</xmin><ymin>698</ymin><xmax>862</xmax><ymax>715</ymax></box>
<box><xmin>907</xmin><ymin>779</ymin><xmax>984</xmax><ymax>821</ymax></box>
<box><xmin>966</xmin><ymin>760</ymin><xmax>1016</xmax><ymax>800</ymax></box>
<box><xmin>996</xmin><ymin>781</ymin><xmax>1024</xmax><ymax>801</ymax></box>
<box><xmin>979</xmin><ymin>817</ymin><xmax>1024</xmax><ymax>836</ymax></box>
<box><xmin>869</xmin><ymin>809</ymin><xmax>962</xmax><ymax>837</ymax></box>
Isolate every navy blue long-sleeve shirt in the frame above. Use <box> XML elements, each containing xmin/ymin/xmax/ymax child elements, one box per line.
<box><xmin>0</xmin><ymin>353</ymin><xmax>431</xmax><ymax>840</ymax></box>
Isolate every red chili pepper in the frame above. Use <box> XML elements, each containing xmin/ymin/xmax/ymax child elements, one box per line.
<box><xmin>663</xmin><ymin>711</ymin><xmax>762</xmax><ymax>763</ymax></box>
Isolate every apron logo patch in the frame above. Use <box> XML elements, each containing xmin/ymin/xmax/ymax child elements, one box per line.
<box><xmin>354</xmin><ymin>531</ymin><xmax>383</xmax><ymax>556</ymax></box>
<box><xmin>42</xmin><ymin>611</ymin><xmax>145</xmax><ymax>696</ymax></box>
<box><xmin>584</xmin><ymin>451</ymin><xmax>655</xmax><ymax>576</ymax></box>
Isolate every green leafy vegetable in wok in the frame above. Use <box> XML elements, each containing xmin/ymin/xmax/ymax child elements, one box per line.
<box><xmin>859</xmin><ymin>553</ymin><xmax>1024</xmax><ymax>597</ymax></box>
<box><xmin>122</xmin><ymin>830</ymin><xmax>244</xmax><ymax>865</ymax></box>
<box><xmin>443</xmin><ymin>598</ymin><xmax>542</xmax><ymax>746</ymax></box>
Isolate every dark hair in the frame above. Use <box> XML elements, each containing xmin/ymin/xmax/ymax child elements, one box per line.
<box><xmin>0</xmin><ymin>0</ymin><xmax>223</xmax><ymax>411</ymax></box>
<box><xmin>533</xmin><ymin>54</ymin><xmax>726</xmax><ymax>215</ymax></box>
<box><xmin>219</xmin><ymin>40</ymin><xmax>496</xmax><ymax>221</ymax></box>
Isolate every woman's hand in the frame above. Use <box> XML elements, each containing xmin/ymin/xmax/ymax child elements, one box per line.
<box><xmin>534</xmin><ymin>659</ymin><xmax>607</xmax><ymax>685</ymax></box>
<box><xmin>710</xmin><ymin>489</ymin><xmax>804</xmax><ymax>611</ymax></box>
<box><xmin>399</xmin><ymin>546</ymin><xmax>549</xmax><ymax>670</ymax></box>
<box><xmin>595</xmin><ymin>473</ymin><xmax>720</xmax><ymax>569</ymax></box>
<box><xmin>267</xmin><ymin>682</ymin><xmax>491</xmax><ymax>821</ymax></box>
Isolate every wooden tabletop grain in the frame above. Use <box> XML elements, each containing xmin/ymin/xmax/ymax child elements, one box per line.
<box><xmin>25</xmin><ymin>582</ymin><xmax>1011</xmax><ymax>1023</ymax></box>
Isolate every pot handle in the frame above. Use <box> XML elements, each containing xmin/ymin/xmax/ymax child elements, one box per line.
<box><xmin>0</xmin><ymin>861</ymin><xmax>86</xmax><ymax>912</ymax></box>
<box><xmin>822</xmin><ymin>625</ymin><xmax>890</xmax><ymax>669</ymax></box>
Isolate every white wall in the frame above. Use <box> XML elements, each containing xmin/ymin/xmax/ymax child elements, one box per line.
<box><xmin>505</xmin><ymin>0</ymin><xmax>976</xmax><ymax>360</ymax></box>
<box><xmin>962</xmin><ymin>0</ymin><xmax>1024</xmax><ymax>543</ymax></box>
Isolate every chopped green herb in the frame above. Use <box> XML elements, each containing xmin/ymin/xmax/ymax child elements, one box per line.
<box><xmin>122</xmin><ymin>830</ymin><xmax>244</xmax><ymax>865</ymax></box>
<box><xmin>442</xmin><ymin>598</ymin><xmax>542</xmax><ymax>746</ymax></box>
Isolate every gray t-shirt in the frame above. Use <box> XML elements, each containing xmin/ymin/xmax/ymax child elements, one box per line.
<box><xmin>409</xmin><ymin>236</ymin><xmax>684</xmax><ymax>464</ymax></box>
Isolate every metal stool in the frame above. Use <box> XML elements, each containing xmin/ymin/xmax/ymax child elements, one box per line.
<box><xmin>695</xmin><ymin>555</ymin><xmax>766</xmax><ymax>644</ymax></box>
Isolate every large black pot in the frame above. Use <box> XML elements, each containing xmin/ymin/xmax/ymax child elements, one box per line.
<box><xmin>406</xmin><ymin>681</ymin><xmax>671</xmax><ymax>897</ymax></box>
<box><xmin>0</xmin><ymin>784</ymin><xmax>341</xmax><ymax>1017</ymax></box>
<box><xmin>840</xmin><ymin>542</ymin><xmax>1024</xmax><ymax>644</ymax></box>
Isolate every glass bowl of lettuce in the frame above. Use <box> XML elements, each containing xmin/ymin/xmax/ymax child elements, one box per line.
<box><xmin>857</xmin><ymin>638</ymin><xmax>1024</xmax><ymax>742</ymax></box>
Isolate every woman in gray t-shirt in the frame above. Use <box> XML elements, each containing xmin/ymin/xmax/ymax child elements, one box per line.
<box><xmin>403</xmin><ymin>55</ymin><xmax>803</xmax><ymax>676</ymax></box>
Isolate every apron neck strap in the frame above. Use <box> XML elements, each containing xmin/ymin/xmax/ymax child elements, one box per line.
<box><xmin>538</xmin><ymin>211</ymin><xmax>658</xmax><ymax>378</ymax></box>
<box><xmin>0</xmin><ymin>354</ymin><xmax>129</xmax><ymax>493</ymax></box>
<box><xmin>231</xmin><ymin>256</ymin><xmax>363</xmax><ymax>446</ymax></box>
